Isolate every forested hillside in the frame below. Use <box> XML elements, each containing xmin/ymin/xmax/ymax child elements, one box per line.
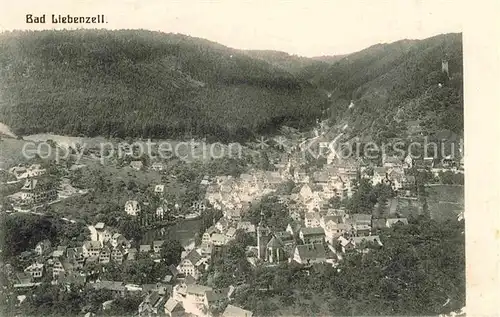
<box><xmin>0</xmin><ymin>30</ymin><xmax>328</xmax><ymax>142</ymax></box>
<box><xmin>243</xmin><ymin>50</ymin><xmax>344</xmax><ymax>76</ymax></box>
<box><xmin>312</xmin><ymin>33</ymin><xmax>463</xmax><ymax>142</ymax></box>
<box><xmin>0</xmin><ymin>30</ymin><xmax>463</xmax><ymax>143</ymax></box>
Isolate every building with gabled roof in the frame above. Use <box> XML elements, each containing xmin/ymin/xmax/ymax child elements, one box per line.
<box><xmin>177</xmin><ymin>249</ymin><xmax>204</xmax><ymax>279</ymax></box>
<box><xmin>386</xmin><ymin>217</ymin><xmax>409</xmax><ymax>227</ymax></box>
<box><xmin>164</xmin><ymin>297</ymin><xmax>184</xmax><ymax>317</ymax></box>
<box><xmin>299</xmin><ymin>227</ymin><xmax>325</xmax><ymax>244</ymax></box>
<box><xmin>125</xmin><ymin>200</ymin><xmax>141</xmax><ymax>216</ymax></box>
<box><xmin>222</xmin><ymin>304</ymin><xmax>254</xmax><ymax>317</ymax></box>
<box><xmin>19</xmin><ymin>177</ymin><xmax>57</xmax><ymax>205</ymax></box>
<box><xmin>292</xmin><ymin>243</ymin><xmax>332</xmax><ymax>265</ymax></box>
<box><xmin>35</xmin><ymin>239</ymin><xmax>52</xmax><ymax>256</ymax></box>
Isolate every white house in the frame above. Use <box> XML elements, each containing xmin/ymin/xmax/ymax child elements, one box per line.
<box><xmin>177</xmin><ymin>250</ymin><xmax>204</xmax><ymax>279</ymax></box>
<box><xmin>24</xmin><ymin>263</ymin><xmax>44</xmax><ymax>279</ymax></box>
<box><xmin>125</xmin><ymin>200</ymin><xmax>141</xmax><ymax>216</ymax></box>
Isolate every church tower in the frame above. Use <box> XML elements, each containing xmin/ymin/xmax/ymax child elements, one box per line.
<box><xmin>256</xmin><ymin>210</ymin><xmax>271</xmax><ymax>260</ymax></box>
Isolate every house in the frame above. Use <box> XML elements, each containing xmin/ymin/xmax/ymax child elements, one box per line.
<box><xmin>304</xmin><ymin>212</ymin><xmax>321</xmax><ymax>228</ymax></box>
<box><xmin>177</xmin><ymin>249</ymin><xmax>203</xmax><ymax>279</ymax></box>
<box><xmin>94</xmin><ymin>222</ymin><xmax>112</xmax><ymax>245</ymax></box>
<box><xmin>386</xmin><ymin>217</ymin><xmax>409</xmax><ymax>227</ymax></box>
<box><xmin>153</xmin><ymin>240</ymin><xmax>165</xmax><ymax>253</ymax></box>
<box><xmin>286</xmin><ymin>222</ymin><xmax>301</xmax><ymax>236</ymax></box>
<box><xmin>299</xmin><ymin>184</ymin><xmax>314</xmax><ymax>200</ymax></box>
<box><xmin>110</xmin><ymin>233</ymin><xmax>128</xmax><ymax>248</ymax></box>
<box><xmin>156</xmin><ymin>206</ymin><xmax>166</xmax><ymax>218</ymax></box>
<box><xmin>294</xmin><ymin>168</ymin><xmax>309</xmax><ymax>184</ymax></box>
<box><xmin>125</xmin><ymin>200</ymin><xmax>141</xmax><ymax>216</ymax></box>
<box><xmin>403</xmin><ymin>154</ymin><xmax>414</xmax><ymax>169</ymax></box>
<box><xmin>274</xmin><ymin>231</ymin><xmax>295</xmax><ymax>246</ymax></box>
<box><xmin>222</xmin><ymin>304</ymin><xmax>253</xmax><ymax>317</ymax></box>
<box><xmin>154</xmin><ymin>184</ymin><xmax>165</xmax><ymax>195</ymax></box>
<box><xmin>184</xmin><ymin>284</ymin><xmax>212</xmax><ymax>305</ymax></box>
<box><xmin>382</xmin><ymin>155</ymin><xmax>403</xmax><ymax>168</ymax></box>
<box><xmin>372</xmin><ymin>167</ymin><xmax>388</xmax><ymax>185</ymax></box>
<box><xmin>387</xmin><ymin>168</ymin><xmax>405</xmax><ymax>191</ymax></box>
<box><xmin>337</xmin><ymin>236</ymin><xmax>356</xmax><ymax>253</ymax></box>
<box><xmin>202</xmin><ymin>231</ymin><xmax>214</xmax><ymax>245</ymax></box>
<box><xmin>354</xmin><ymin>224</ymin><xmax>371</xmax><ymax>237</ymax></box>
<box><xmin>99</xmin><ymin>247</ymin><xmax>111</xmax><ymax>264</ymax></box>
<box><xmin>423</xmin><ymin>157</ymin><xmax>435</xmax><ymax>168</ymax></box>
<box><xmin>127</xmin><ymin>248</ymin><xmax>138</xmax><ymax>261</ymax></box>
<box><xmin>402</xmin><ymin>175</ymin><xmax>416</xmax><ymax>189</ymax></box>
<box><xmin>52</xmin><ymin>245</ymin><xmax>68</xmax><ymax>258</ymax></box>
<box><xmin>351</xmin><ymin>236</ymin><xmax>383</xmax><ymax>249</ymax></box>
<box><xmin>225</xmin><ymin>209</ymin><xmax>242</xmax><ymax>222</ymax></box>
<box><xmin>215</xmin><ymin>218</ymin><xmax>230</xmax><ymax>232</ymax></box>
<box><xmin>19</xmin><ymin>177</ymin><xmax>57</xmax><ymax>205</ymax></box>
<box><xmin>349</xmin><ymin>214</ymin><xmax>372</xmax><ymax>226</ymax></box>
<box><xmin>299</xmin><ymin>227</ymin><xmax>325</xmax><ymax>244</ymax></box>
<box><xmin>191</xmin><ymin>201</ymin><xmax>207</xmax><ymax>213</ymax></box>
<box><xmin>200</xmin><ymin>175</ymin><xmax>211</xmax><ymax>186</ymax></box>
<box><xmin>237</xmin><ymin>221</ymin><xmax>256</xmax><ymax>233</ymax></box>
<box><xmin>140</xmin><ymin>245</ymin><xmax>152</xmax><ymax>253</ymax></box>
<box><xmin>292</xmin><ymin>243</ymin><xmax>330</xmax><ymax>265</ymax></box>
<box><xmin>198</xmin><ymin>242</ymin><xmax>213</xmax><ymax>258</ymax></box>
<box><xmin>130</xmin><ymin>161</ymin><xmax>144</xmax><ymax>171</ymax></box>
<box><xmin>323</xmin><ymin>222</ymin><xmax>352</xmax><ymax>244</ymax></box>
<box><xmin>138</xmin><ymin>291</ymin><xmax>166</xmax><ymax>316</ymax></box>
<box><xmin>312</xmin><ymin>171</ymin><xmax>330</xmax><ymax>187</ymax></box>
<box><xmin>35</xmin><ymin>239</ymin><xmax>52</xmax><ymax>256</ymax></box>
<box><xmin>164</xmin><ymin>298</ymin><xmax>184</xmax><ymax>317</ymax></box>
<box><xmin>320</xmin><ymin>215</ymin><xmax>344</xmax><ymax>229</ymax></box>
<box><xmin>14</xmin><ymin>273</ymin><xmax>36</xmax><ymax>289</ymax></box>
<box><xmin>24</xmin><ymin>263</ymin><xmax>44</xmax><ymax>279</ymax></box>
<box><xmin>92</xmin><ymin>280</ymin><xmax>126</xmax><ymax>297</ymax></box>
<box><xmin>204</xmin><ymin>288</ymin><xmax>229</xmax><ymax>308</ymax></box>
<box><xmin>52</xmin><ymin>257</ymin><xmax>73</xmax><ymax>279</ymax></box>
<box><xmin>67</xmin><ymin>247</ymin><xmax>85</xmax><ymax>269</ymax></box>
<box><xmin>111</xmin><ymin>247</ymin><xmax>125</xmax><ymax>264</ymax></box>
<box><xmin>151</xmin><ymin>162</ymin><xmax>165</xmax><ymax>171</ymax></box>
<box><xmin>225</xmin><ymin>227</ymin><xmax>237</xmax><ymax>240</ymax></box>
<box><xmin>211</xmin><ymin>233</ymin><xmax>227</xmax><ymax>246</ymax></box>
<box><xmin>83</xmin><ymin>241</ymin><xmax>101</xmax><ymax>258</ymax></box>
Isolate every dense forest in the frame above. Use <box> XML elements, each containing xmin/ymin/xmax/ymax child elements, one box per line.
<box><xmin>0</xmin><ymin>30</ymin><xmax>463</xmax><ymax>144</ymax></box>
<box><xmin>0</xmin><ymin>30</ymin><xmax>328</xmax><ymax>142</ymax></box>
<box><xmin>314</xmin><ymin>33</ymin><xmax>464</xmax><ymax>142</ymax></box>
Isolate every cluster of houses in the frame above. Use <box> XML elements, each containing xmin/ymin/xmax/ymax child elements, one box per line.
<box><xmin>13</xmin><ymin>219</ymin><xmax>257</xmax><ymax>317</ymax></box>
<box><xmin>7</xmin><ymin>164</ymin><xmax>59</xmax><ymax>208</ymax></box>
<box><xmin>204</xmin><ymin>170</ymin><xmax>283</xmax><ymax>214</ymax></box>
<box><xmin>8</xmin><ymin>164</ymin><xmax>47</xmax><ymax>180</ymax></box>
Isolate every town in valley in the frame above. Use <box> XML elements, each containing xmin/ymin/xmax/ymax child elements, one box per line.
<box><xmin>0</xmin><ymin>24</ymin><xmax>465</xmax><ymax>317</ymax></box>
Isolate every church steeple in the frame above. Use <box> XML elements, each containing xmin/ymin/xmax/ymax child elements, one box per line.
<box><xmin>257</xmin><ymin>209</ymin><xmax>270</xmax><ymax>260</ymax></box>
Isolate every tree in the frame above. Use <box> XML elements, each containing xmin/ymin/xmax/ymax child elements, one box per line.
<box><xmin>160</xmin><ymin>239</ymin><xmax>183</xmax><ymax>266</ymax></box>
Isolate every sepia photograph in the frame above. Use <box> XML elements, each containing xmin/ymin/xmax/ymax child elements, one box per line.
<box><xmin>0</xmin><ymin>0</ymin><xmax>492</xmax><ymax>316</ymax></box>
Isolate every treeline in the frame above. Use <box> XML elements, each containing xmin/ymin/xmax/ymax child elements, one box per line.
<box><xmin>313</xmin><ymin>33</ymin><xmax>464</xmax><ymax>141</ymax></box>
<box><xmin>0</xmin><ymin>30</ymin><xmax>327</xmax><ymax>142</ymax></box>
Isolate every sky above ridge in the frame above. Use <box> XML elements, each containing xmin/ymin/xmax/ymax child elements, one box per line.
<box><xmin>0</xmin><ymin>0</ymin><xmax>463</xmax><ymax>57</ymax></box>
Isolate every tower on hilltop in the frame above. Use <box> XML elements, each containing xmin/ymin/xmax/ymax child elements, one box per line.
<box><xmin>441</xmin><ymin>59</ymin><xmax>449</xmax><ymax>77</ymax></box>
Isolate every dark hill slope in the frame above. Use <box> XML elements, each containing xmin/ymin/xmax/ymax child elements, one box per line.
<box><xmin>0</xmin><ymin>30</ymin><xmax>328</xmax><ymax>142</ymax></box>
<box><xmin>242</xmin><ymin>50</ymin><xmax>343</xmax><ymax>77</ymax></box>
<box><xmin>311</xmin><ymin>33</ymin><xmax>463</xmax><ymax>142</ymax></box>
